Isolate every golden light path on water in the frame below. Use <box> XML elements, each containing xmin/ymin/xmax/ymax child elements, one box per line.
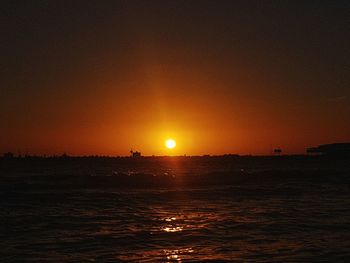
<box><xmin>150</xmin><ymin>209</ymin><xmax>218</xmax><ymax>262</ymax></box>
<box><xmin>161</xmin><ymin>216</ymin><xmax>190</xmax><ymax>261</ymax></box>
<box><xmin>164</xmin><ymin>248</ymin><xmax>195</xmax><ymax>262</ymax></box>
<box><xmin>162</xmin><ymin>216</ymin><xmax>183</xmax><ymax>233</ymax></box>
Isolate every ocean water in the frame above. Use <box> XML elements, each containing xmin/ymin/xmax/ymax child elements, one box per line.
<box><xmin>1</xmin><ymin>157</ymin><xmax>350</xmax><ymax>262</ymax></box>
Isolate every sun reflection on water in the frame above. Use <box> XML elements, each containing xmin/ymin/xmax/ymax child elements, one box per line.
<box><xmin>163</xmin><ymin>226</ymin><xmax>183</xmax><ymax>232</ymax></box>
<box><xmin>165</xmin><ymin>217</ymin><xmax>177</xmax><ymax>222</ymax></box>
<box><xmin>162</xmin><ymin>216</ymin><xmax>184</xmax><ymax>232</ymax></box>
<box><xmin>145</xmin><ymin>205</ymin><xmax>221</xmax><ymax>261</ymax></box>
<box><xmin>164</xmin><ymin>248</ymin><xmax>194</xmax><ymax>262</ymax></box>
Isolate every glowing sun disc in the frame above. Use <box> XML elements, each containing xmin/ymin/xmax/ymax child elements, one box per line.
<box><xmin>165</xmin><ymin>139</ymin><xmax>176</xmax><ymax>149</ymax></box>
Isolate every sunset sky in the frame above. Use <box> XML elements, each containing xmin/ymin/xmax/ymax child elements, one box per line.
<box><xmin>1</xmin><ymin>1</ymin><xmax>349</xmax><ymax>156</ymax></box>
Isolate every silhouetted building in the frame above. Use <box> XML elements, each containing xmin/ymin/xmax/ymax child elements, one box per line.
<box><xmin>130</xmin><ymin>150</ymin><xmax>141</xmax><ymax>158</ymax></box>
<box><xmin>274</xmin><ymin>148</ymin><xmax>282</xmax><ymax>155</ymax></box>
<box><xmin>307</xmin><ymin>143</ymin><xmax>350</xmax><ymax>156</ymax></box>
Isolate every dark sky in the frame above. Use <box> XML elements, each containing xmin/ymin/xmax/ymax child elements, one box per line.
<box><xmin>1</xmin><ymin>1</ymin><xmax>349</xmax><ymax>155</ymax></box>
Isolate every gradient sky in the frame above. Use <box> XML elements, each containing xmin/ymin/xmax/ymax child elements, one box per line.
<box><xmin>1</xmin><ymin>0</ymin><xmax>349</xmax><ymax>156</ymax></box>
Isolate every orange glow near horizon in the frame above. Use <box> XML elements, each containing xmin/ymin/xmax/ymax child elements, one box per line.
<box><xmin>1</xmin><ymin>1</ymin><xmax>349</xmax><ymax>157</ymax></box>
<box><xmin>1</xmin><ymin>87</ymin><xmax>349</xmax><ymax>157</ymax></box>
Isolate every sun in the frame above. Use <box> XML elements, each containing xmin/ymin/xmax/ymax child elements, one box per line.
<box><xmin>165</xmin><ymin>139</ymin><xmax>176</xmax><ymax>149</ymax></box>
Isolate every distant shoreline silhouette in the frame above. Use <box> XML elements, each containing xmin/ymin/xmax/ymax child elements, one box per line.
<box><xmin>2</xmin><ymin>142</ymin><xmax>350</xmax><ymax>159</ymax></box>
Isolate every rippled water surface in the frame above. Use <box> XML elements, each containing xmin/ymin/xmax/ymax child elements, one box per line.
<box><xmin>1</xmin><ymin>160</ymin><xmax>350</xmax><ymax>262</ymax></box>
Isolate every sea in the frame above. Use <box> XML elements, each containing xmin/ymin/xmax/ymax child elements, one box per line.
<box><xmin>1</xmin><ymin>156</ymin><xmax>350</xmax><ymax>262</ymax></box>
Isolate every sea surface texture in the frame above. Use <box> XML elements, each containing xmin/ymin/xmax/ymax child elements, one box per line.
<box><xmin>1</xmin><ymin>157</ymin><xmax>350</xmax><ymax>262</ymax></box>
